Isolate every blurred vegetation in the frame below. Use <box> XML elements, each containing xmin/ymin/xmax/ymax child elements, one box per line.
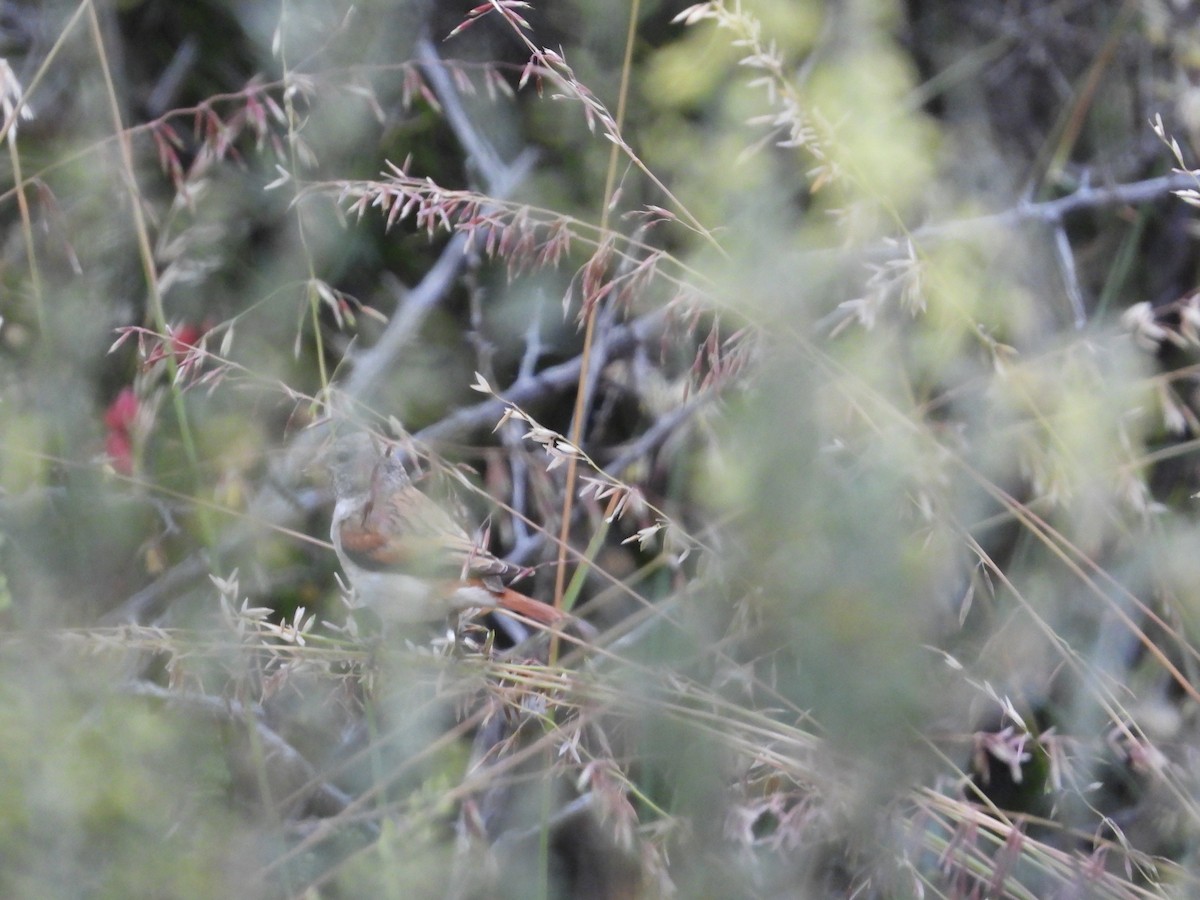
<box><xmin>3</xmin><ymin>0</ymin><xmax>1200</xmax><ymax>896</ymax></box>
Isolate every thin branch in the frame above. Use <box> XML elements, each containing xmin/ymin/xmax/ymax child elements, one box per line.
<box><xmin>418</xmin><ymin>307</ymin><xmax>666</xmax><ymax>446</ymax></box>
<box><xmin>341</xmin><ymin>164</ymin><xmax>537</xmax><ymax>399</ymax></box>
<box><xmin>501</xmin><ymin>308</ymin><xmax>549</xmax><ymax>541</ymax></box>
<box><xmin>341</xmin><ymin>33</ymin><xmax>538</xmax><ymax>403</ymax></box>
<box><xmin>1053</xmin><ymin>221</ymin><xmax>1086</xmax><ymax>330</ymax></box>
<box><xmin>603</xmin><ymin>391</ymin><xmax>711</xmax><ymax>477</ymax></box>
<box><xmin>908</xmin><ymin>171</ymin><xmax>1196</xmax><ymax>246</ymax></box>
<box><xmin>813</xmin><ymin>171</ymin><xmax>1198</xmax><ymax>334</ymax></box>
<box><xmin>415</xmin><ymin>35</ymin><xmax>507</xmax><ymax>187</ymax></box>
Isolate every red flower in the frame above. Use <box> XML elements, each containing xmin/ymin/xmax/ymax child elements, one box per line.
<box><xmin>145</xmin><ymin>322</ymin><xmax>207</xmax><ymax>367</ymax></box>
<box><xmin>105</xmin><ymin>429</ymin><xmax>134</xmax><ymax>475</ymax></box>
<box><xmin>171</xmin><ymin>323</ymin><xmax>204</xmax><ymax>355</ymax></box>
<box><xmin>104</xmin><ymin>386</ymin><xmax>138</xmax><ymax>432</ymax></box>
<box><xmin>103</xmin><ymin>387</ymin><xmax>139</xmax><ymax>474</ymax></box>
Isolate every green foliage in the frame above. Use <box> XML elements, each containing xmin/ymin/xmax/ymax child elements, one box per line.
<box><xmin>2</xmin><ymin>0</ymin><xmax>1200</xmax><ymax>896</ymax></box>
<box><xmin>0</xmin><ymin>651</ymin><xmax>251</xmax><ymax>898</ymax></box>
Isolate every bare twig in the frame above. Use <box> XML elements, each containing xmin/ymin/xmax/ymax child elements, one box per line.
<box><xmin>341</xmin><ymin>34</ymin><xmax>538</xmax><ymax>403</ymax></box>
<box><xmin>418</xmin><ymin>307</ymin><xmax>666</xmax><ymax>446</ymax></box>
<box><xmin>814</xmin><ymin>172</ymin><xmax>1199</xmax><ymax>334</ymax></box>
<box><xmin>908</xmin><ymin>172</ymin><xmax>1196</xmax><ymax>245</ymax></box>
<box><xmin>415</xmin><ymin>35</ymin><xmax>507</xmax><ymax>186</ymax></box>
<box><xmin>603</xmin><ymin>391</ymin><xmax>711</xmax><ymax>477</ymax></box>
<box><xmin>1053</xmin><ymin>221</ymin><xmax>1086</xmax><ymax>330</ymax></box>
<box><xmin>341</xmin><ymin>152</ymin><xmax>537</xmax><ymax>402</ymax></box>
<box><xmin>502</xmin><ymin>308</ymin><xmax>550</xmax><ymax>540</ymax></box>
<box><xmin>145</xmin><ymin>36</ymin><xmax>198</xmax><ymax>117</ymax></box>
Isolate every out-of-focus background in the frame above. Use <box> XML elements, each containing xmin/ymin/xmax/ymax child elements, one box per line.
<box><xmin>2</xmin><ymin>0</ymin><xmax>1200</xmax><ymax>896</ymax></box>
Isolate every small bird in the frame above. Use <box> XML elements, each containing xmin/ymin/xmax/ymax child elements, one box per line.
<box><xmin>323</xmin><ymin>432</ymin><xmax>565</xmax><ymax>626</ymax></box>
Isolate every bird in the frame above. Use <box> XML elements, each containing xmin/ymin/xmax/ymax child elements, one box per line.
<box><xmin>322</xmin><ymin>432</ymin><xmax>566</xmax><ymax>627</ymax></box>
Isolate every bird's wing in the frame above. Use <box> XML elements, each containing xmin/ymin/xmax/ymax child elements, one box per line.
<box><xmin>338</xmin><ymin>457</ymin><xmax>511</xmax><ymax>580</ymax></box>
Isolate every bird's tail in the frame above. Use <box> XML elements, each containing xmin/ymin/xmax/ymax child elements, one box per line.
<box><xmin>453</xmin><ymin>580</ymin><xmax>567</xmax><ymax>626</ymax></box>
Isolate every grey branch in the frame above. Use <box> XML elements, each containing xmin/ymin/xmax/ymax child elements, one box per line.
<box><xmin>342</xmin><ymin>35</ymin><xmax>537</xmax><ymax>403</ymax></box>
<box><xmin>910</xmin><ymin>171</ymin><xmax>1198</xmax><ymax>244</ymax></box>
<box><xmin>417</xmin><ymin>307</ymin><xmax>667</xmax><ymax>446</ymax></box>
